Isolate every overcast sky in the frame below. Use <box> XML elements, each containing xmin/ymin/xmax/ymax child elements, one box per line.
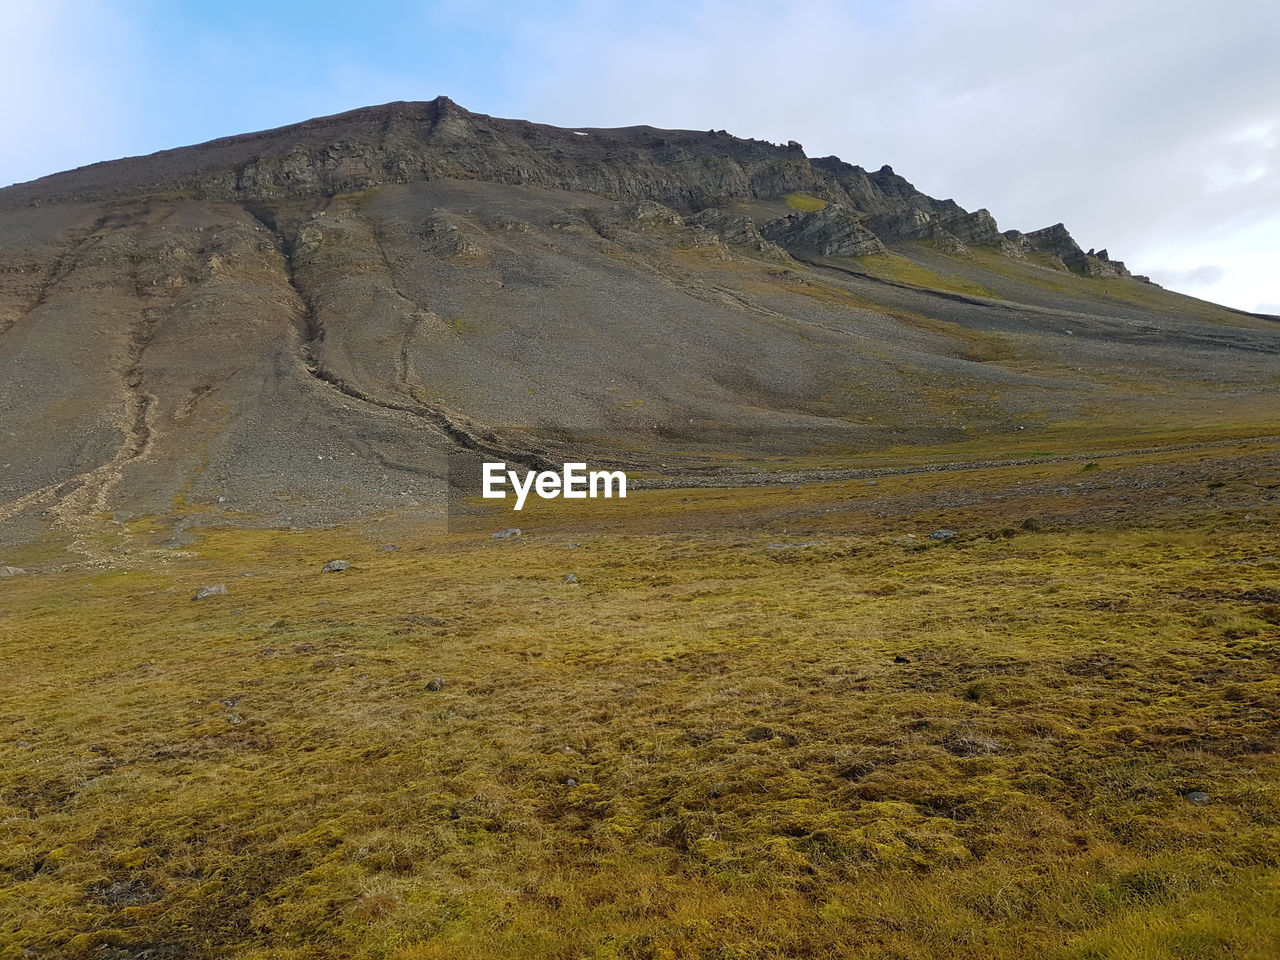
<box><xmin>3</xmin><ymin>0</ymin><xmax>1277</xmax><ymax>312</ymax></box>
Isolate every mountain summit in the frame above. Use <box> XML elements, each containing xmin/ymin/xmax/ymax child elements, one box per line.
<box><xmin>1</xmin><ymin>99</ymin><xmax>1276</xmax><ymax>532</ymax></box>
<box><xmin>6</xmin><ymin>97</ymin><xmax>1126</xmax><ymax>274</ymax></box>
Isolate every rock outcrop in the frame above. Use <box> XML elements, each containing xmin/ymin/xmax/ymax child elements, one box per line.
<box><xmin>1016</xmin><ymin>223</ymin><xmax>1132</xmax><ymax>276</ymax></box>
<box><xmin>3</xmin><ymin>97</ymin><xmax>1133</xmax><ymax>274</ymax></box>
<box><xmin>760</xmin><ymin>205</ymin><xmax>887</xmax><ymax>258</ymax></box>
<box><xmin>1080</xmin><ymin>248</ymin><xmax>1132</xmax><ymax>278</ymax></box>
<box><xmin>686</xmin><ymin>207</ymin><xmax>790</xmax><ymax>259</ymax></box>
<box><xmin>1022</xmin><ymin>223</ymin><xmax>1083</xmax><ymax>267</ymax></box>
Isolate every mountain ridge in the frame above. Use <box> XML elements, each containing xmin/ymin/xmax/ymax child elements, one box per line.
<box><xmin>4</xmin><ymin>96</ymin><xmax>1124</xmax><ymax>277</ymax></box>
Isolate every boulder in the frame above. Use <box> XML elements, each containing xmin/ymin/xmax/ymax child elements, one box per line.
<box><xmin>321</xmin><ymin>560</ymin><xmax>351</xmax><ymax>572</ymax></box>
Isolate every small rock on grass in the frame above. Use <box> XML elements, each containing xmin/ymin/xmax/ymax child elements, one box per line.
<box><xmin>0</xmin><ymin>565</ymin><xmax>27</xmax><ymax>578</ymax></box>
<box><xmin>930</xmin><ymin>529</ymin><xmax>957</xmax><ymax>541</ymax></box>
<box><xmin>563</xmin><ymin>573</ymin><xmax>579</xmax><ymax>584</ymax></box>
<box><xmin>322</xmin><ymin>560</ymin><xmax>350</xmax><ymax>572</ymax></box>
<box><xmin>191</xmin><ymin>584</ymin><xmax>226</xmax><ymax>601</ymax></box>
<box><xmin>1185</xmin><ymin>790</ymin><xmax>1211</xmax><ymax>805</ymax></box>
<box><xmin>946</xmin><ymin>735</ymin><xmax>1002</xmax><ymax>756</ymax></box>
<box><xmin>424</xmin><ymin>677</ymin><xmax>446</xmax><ymax>691</ymax></box>
<box><xmin>493</xmin><ymin>528</ymin><xmax>521</xmax><ymax>540</ymax></box>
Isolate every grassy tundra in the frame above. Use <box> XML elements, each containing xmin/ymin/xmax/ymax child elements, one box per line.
<box><xmin>2</xmin><ymin>434</ymin><xmax>1278</xmax><ymax>959</ymax></box>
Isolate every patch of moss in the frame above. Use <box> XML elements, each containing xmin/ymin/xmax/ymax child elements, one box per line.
<box><xmin>783</xmin><ymin>192</ymin><xmax>828</xmax><ymax>212</ymax></box>
<box><xmin>855</xmin><ymin>251</ymin><xmax>999</xmax><ymax>299</ymax></box>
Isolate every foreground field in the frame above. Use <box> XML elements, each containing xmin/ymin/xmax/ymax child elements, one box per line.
<box><xmin>2</xmin><ymin>437</ymin><xmax>1279</xmax><ymax>959</ymax></box>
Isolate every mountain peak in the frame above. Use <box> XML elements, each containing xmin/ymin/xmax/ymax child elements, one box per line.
<box><xmin>2</xmin><ymin>99</ymin><xmax>1121</xmax><ymax>275</ymax></box>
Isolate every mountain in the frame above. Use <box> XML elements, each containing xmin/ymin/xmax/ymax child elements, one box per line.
<box><xmin>1</xmin><ymin>97</ymin><xmax>1276</xmax><ymax>534</ymax></box>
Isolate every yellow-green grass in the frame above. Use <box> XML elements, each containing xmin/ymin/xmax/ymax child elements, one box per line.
<box><xmin>2</xmin><ymin>450</ymin><xmax>1278</xmax><ymax>958</ymax></box>
<box><xmin>853</xmin><ymin>251</ymin><xmax>1000</xmax><ymax>299</ymax></box>
<box><xmin>635</xmin><ymin>414</ymin><xmax>1280</xmax><ymax>481</ymax></box>
<box><xmin>951</xmin><ymin>246</ymin><xmax>1274</xmax><ymax>330</ymax></box>
<box><xmin>784</xmin><ymin>191</ymin><xmax>828</xmax><ymax>212</ymax></box>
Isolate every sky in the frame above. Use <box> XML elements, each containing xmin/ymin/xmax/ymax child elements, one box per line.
<box><xmin>2</xmin><ymin>0</ymin><xmax>1277</xmax><ymax>313</ymax></box>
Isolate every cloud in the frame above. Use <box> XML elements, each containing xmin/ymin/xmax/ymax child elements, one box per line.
<box><xmin>1152</xmin><ymin>265</ymin><xmax>1226</xmax><ymax>287</ymax></box>
<box><xmin>2</xmin><ymin>0</ymin><xmax>1276</xmax><ymax>311</ymax></box>
<box><xmin>502</xmin><ymin>0</ymin><xmax>1280</xmax><ymax>311</ymax></box>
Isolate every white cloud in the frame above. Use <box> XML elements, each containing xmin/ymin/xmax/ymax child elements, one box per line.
<box><xmin>3</xmin><ymin>0</ymin><xmax>1277</xmax><ymax>312</ymax></box>
<box><xmin>1154</xmin><ymin>266</ymin><xmax>1226</xmax><ymax>287</ymax></box>
<box><xmin>501</xmin><ymin>0</ymin><xmax>1280</xmax><ymax>311</ymax></box>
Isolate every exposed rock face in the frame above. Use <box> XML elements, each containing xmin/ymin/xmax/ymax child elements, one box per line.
<box><xmin>1080</xmin><ymin>248</ymin><xmax>1132</xmax><ymax>278</ymax></box>
<box><xmin>761</xmin><ymin>205</ymin><xmax>887</xmax><ymax>257</ymax></box>
<box><xmin>811</xmin><ymin>160</ymin><xmax>962</xmax><ymax>219</ymax></box>
<box><xmin>864</xmin><ymin>207</ymin><xmax>936</xmax><ymax>243</ymax></box>
<box><xmin>1000</xmin><ymin>231</ymin><xmax>1033</xmax><ymax>260</ymax></box>
<box><xmin>686</xmin><ymin>207</ymin><xmax>789</xmax><ymax>259</ymax></box>
<box><xmin>1018</xmin><ymin>224</ymin><xmax>1132</xmax><ymax>276</ymax></box>
<box><xmin>943</xmin><ymin>209</ymin><xmax>1003</xmax><ymax>245</ymax></box>
<box><xmin>6</xmin><ymin>98</ymin><xmax>830</xmax><ymax>213</ymax></box>
<box><xmin>1023</xmin><ymin>223</ymin><xmax>1083</xmax><ymax>266</ymax></box>
<box><xmin>5</xmin><ymin>97</ymin><xmax>1128</xmax><ymax>273</ymax></box>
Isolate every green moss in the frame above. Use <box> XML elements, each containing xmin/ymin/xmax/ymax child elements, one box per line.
<box><xmin>958</xmin><ymin>246</ymin><xmax>1272</xmax><ymax>330</ymax></box>
<box><xmin>2</xmin><ymin>444</ymin><xmax>1279</xmax><ymax>957</ymax></box>
<box><xmin>783</xmin><ymin>191</ymin><xmax>828</xmax><ymax>212</ymax></box>
<box><xmin>855</xmin><ymin>251</ymin><xmax>999</xmax><ymax>298</ymax></box>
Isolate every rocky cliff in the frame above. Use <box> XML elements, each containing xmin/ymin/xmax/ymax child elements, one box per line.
<box><xmin>7</xmin><ymin>97</ymin><xmax>1113</xmax><ymax>274</ymax></box>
